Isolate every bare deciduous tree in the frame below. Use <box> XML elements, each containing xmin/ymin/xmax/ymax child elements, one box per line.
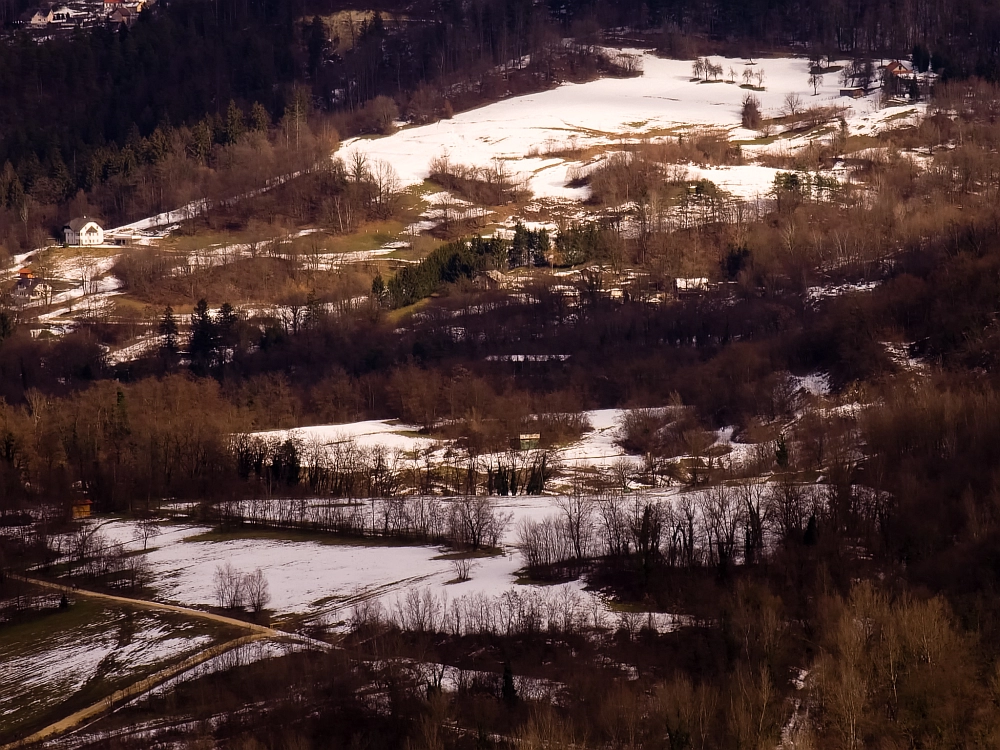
<box><xmin>134</xmin><ymin>516</ymin><xmax>161</xmax><ymax>551</ymax></box>
<box><xmin>555</xmin><ymin>491</ymin><xmax>593</xmax><ymax>560</ymax></box>
<box><xmin>705</xmin><ymin>483</ymin><xmax>742</xmax><ymax>569</ymax></box>
<box><xmin>450</xmin><ymin>556</ymin><xmax>476</xmax><ymax>582</ymax></box>
<box><xmin>784</xmin><ymin>91</ymin><xmax>803</xmax><ymax>117</ymax></box>
<box><xmin>809</xmin><ymin>71</ymin><xmax>824</xmax><ymax>95</ymax></box>
<box><xmin>214</xmin><ymin>562</ymin><xmax>245</xmax><ymax>609</ymax></box>
<box><xmin>244</xmin><ymin>567</ymin><xmax>271</xmax><ymax>613</ymax></box>
<box><xmin>450</xmin><ymin>495</ymin><xmax>512</xmax><ymax>550</ymax></box>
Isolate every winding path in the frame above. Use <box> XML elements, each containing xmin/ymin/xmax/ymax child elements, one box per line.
<box><xmin>1</xmin><ymin>575</ymin><xmax>329</xmax><ymax>749</ymax></box>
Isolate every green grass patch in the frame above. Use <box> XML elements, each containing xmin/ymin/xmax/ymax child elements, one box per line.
<box><xmin>432</xmin><ymin>547</ymin><xmax>504</xmax><ymax>561</ymax></box>
<box><xmin>182</xmin><ymin>526</ymin><xmax>423</xmax><ymax>548</ymax></box>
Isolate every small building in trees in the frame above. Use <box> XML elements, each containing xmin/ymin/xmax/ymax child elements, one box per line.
<box><xmin>63</xmin><ymin>217</ymin><xmax>104</xmax><ymax>246</ymax></box>
<box><xmin>71</xmin><ymin>499</ymin><xmax>92</xmax><ymax>519</ymax></box>
<box><xmin>108</xmin><ymin>6</ymin><xmax>135</xmax><ymax>24</ymax></box>
<box><xmin>882</xmin><ymin>60</ymin><xmax>912</xmax><ymax>77</ymax></box>
<box><xmin>674</xmin><ymin>277</ymin><xmax>709</xmax><ymax>295</ymax></box>
<box><xmin>839</xmin><ymin>87</ymin><xmax>865</xmax><ymax>99</ymax></box>
<box><xmin>103</xmin><ymin>0</ymin><xmax>143</xmax><ymax>14</ymax></box>
<box><xmin>518</xmin><ymin>433</ymin><xmax>541</xmax><ymax>450</ymax></box>
<box><xmin>11</xmin><ymin>268</ymin><xmax>52</xmax><ymax>307</ymax></box>
<box><xmin>475</xmin><ymin>269</ymin><xmax>511</xmax><ymax>290</ymax></box>
<box><xmin>51</xmin><ymin>4</ymin><xmax>86</xmax><ymax>23</ymax></box>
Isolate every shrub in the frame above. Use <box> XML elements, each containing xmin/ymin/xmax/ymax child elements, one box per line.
<box><xmin>616</xmin><ymin>408</ymin><xmax>669</xmax><ymax>455</ymax></box>
<box><xmin>741</xmin><ymin>93</ymin><xmax>762</xmax><ymax>129</ymax></box>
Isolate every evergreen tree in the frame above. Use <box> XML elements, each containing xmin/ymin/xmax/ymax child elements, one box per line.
<box><xmin>510</xmin><ymin>222</ymin><xmax>529</xmax><ymax>268</ymax></box>
<box><xmin>159</xmin><ymin>305</ymin><xmax>179</xmax><ymax>368</ymax></box>
<box><xmin>225</xmin><ymin>100</ymin><xmax>246</xmax><ymax>145</ymax></box>
<box><xmin>216</xmin><ymin>302</ymin><xmax>239</xmax><ymax>364</ymax></box>
<box><xmin>189</xmin><ymin>299</ymin><xmax>217</xmax><ymax>375</ymax></box>
<box><xmin>775</xmin><ymin>433</ymin><xmax>789</xmax><ymax>468</ymax></box>
<box><xmin>306</xmin><ymin>16</ymin><xmax>328</xmax><ymax>79</ymax></box>
<box><xmin>189</xmin><ymin>119</ymin><xmax>213</xmax><ymax>164</ymax></box>
<box><xmin>502</xmin><ymin>662</ymin><xmax>518</xmax><ymax>706</ymax></box>
<box><xmin>250</xmin><ymin>102</ymin><xmax>270</xmax><ymax>132</ymax></box>
<box><xmin>371</xmin><ymin>274</ymin><xmax>387</xmax><ymax>304</ymax></box>
<box><xmin>532</xmin><ymin>228</ymin><xmax>550</xmax><ymax>267</ymax></box>
<box><xmin>304</xmin><ymin>291</ymin><xmax>324</xmax><ymax>328</ymax></box>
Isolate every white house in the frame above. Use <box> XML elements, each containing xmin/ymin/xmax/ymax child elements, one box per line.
<box><xmin>675</xmin><ymin>277</ymin><xmax>710</xmax><ymax>294</ymax></box>
<box><xmin>64</xmin><ymin>217</ymin><xmax>104</xmax><ymax>246</ymax></box>
<box><xmin>27</xmin><ymin>7</ymin><xmax>54</xmax><ymax>26</ymax></box>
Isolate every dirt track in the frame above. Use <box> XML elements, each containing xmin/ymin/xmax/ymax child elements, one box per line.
<box><xmin>9</xmin><ymin>574</ymin><xmax>281</xmax><ymax>636</ymax></box>
<box><xmin>0</xmin><ymin>634</ymin><xmax>268</xmax><ymax>750</ymax></box>
<box><xmin>2</xmin><ymin>575</ymin><xmax>326</xmax><ymax>749</ymax></box>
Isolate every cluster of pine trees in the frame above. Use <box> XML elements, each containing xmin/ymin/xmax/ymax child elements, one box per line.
<box><xmin>382</xmin><ymin>225</ymin><xmax>550</xmax><ymax>308</ymax></box>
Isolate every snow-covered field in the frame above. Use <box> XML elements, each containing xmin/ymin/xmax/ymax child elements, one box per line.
<box><xmin>88</xmin><ymin>509</ymin><xmax>589</xmax><ymax>626</ymax></box>
<box><xmin>340</xmin><ymin>52</ymin><xmax>922</xmax><ymax>203</ymax></box>
<box><xmin>257</xmin><ymin>408</ymin><xmax>647</xmax><ymax>471</ymax></box>
<box><xmin>62</xmin><ymin>407</ymin><xmax>795</xmax><ymax>629</ymax></box>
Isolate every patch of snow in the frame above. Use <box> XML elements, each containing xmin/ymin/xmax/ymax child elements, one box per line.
<box><xmin>806</xmin><ymin>280</ymin><xmax>879</xmax><ymax>302</ymax></box>
<box><xmin>789</xmin><ymin>372</ymin><xmax>831</xmax><ymax>397</ymax></box>
<box><xmin>338</xmin><ymin>52</ymin><xmax>925</xmax><ymax>205</ymax></box>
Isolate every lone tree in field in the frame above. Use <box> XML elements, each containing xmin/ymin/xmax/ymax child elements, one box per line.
<box><xmin>244</xmin><ymin>568</ymin><xmax>271</xmax><ymax>613</ymax></box>
<box><xmin>135</xmin><ymin>516</ymin><xmax>161</xmax><ymax>550</ymax></box>
<box><xmin>784</xmin><ymin>92</ymin><xmax>803</xmax><ymax>116</ymax></box>
<box><xmin>450</xmin><ymin>556</ymin><xmax>475</xmax><ymax>582</ymax></box>
<box><xmin>809</xmin><ymin>71</ymin><xmax>824</xmax><ymax>95</ymax></box>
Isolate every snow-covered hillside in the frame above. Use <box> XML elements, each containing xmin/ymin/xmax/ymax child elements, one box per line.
<box><xmin>340</xmin><ymin>52</ymin><xmax>922</xmax><ymax>202</ymax></box>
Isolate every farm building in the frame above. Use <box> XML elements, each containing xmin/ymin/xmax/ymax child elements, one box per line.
<box><xmin>71</xmin><ymin>499</ymin><xmax>92</xmax><ymax>519</ymax></box>
<box><xmin>63</xmin><ymin>217</ymin><xmax>104</xmax><ymax>246</ymax></box>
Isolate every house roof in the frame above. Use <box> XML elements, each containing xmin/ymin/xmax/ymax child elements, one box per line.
<box><xmin>884</xmin><ymin>60</ymin><xmax>913</xmax><ymax>74</ymax></box>
<box><xmin>65</xmin><ymin>216</ymin><xmax>102</xmax><ymax>231</ymax></box>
